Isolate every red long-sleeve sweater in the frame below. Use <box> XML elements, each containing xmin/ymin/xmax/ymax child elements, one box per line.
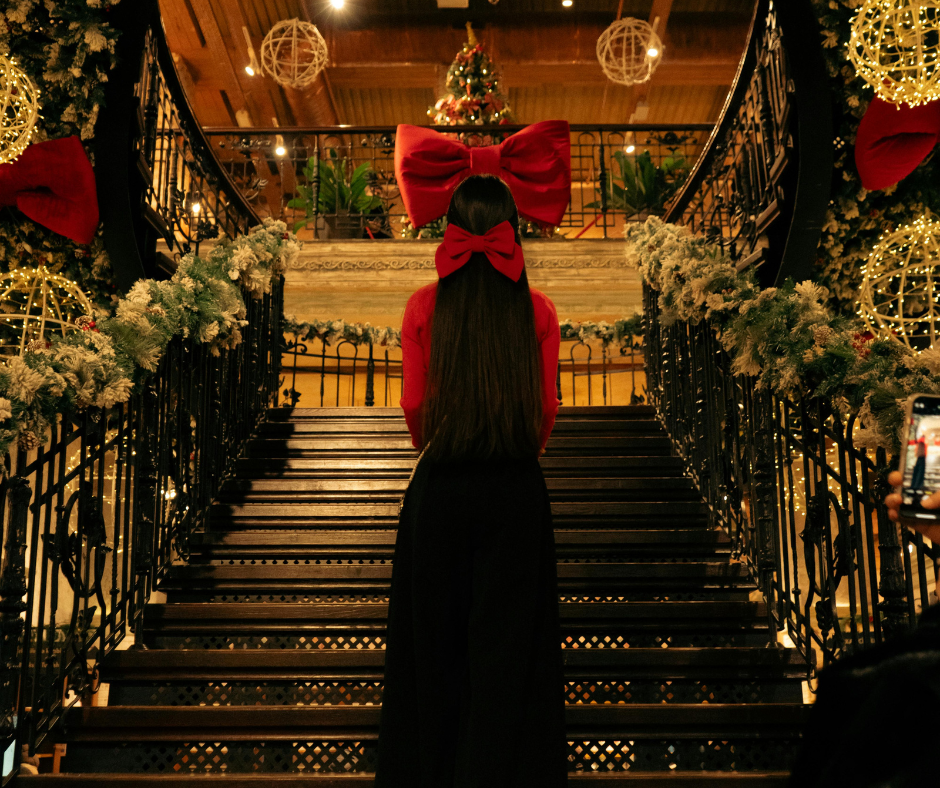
<box><xmin>399</xmin><ymin>281</ymin><xmax>561</xmax><ymax>451</ymax></box>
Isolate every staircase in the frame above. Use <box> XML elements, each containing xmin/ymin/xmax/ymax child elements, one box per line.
<box><xmin>19</xmin><ymin>406</ymin><xmax>810</xmax><ymax>785</ymax></box>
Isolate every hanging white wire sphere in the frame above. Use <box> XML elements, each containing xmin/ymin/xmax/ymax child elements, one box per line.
<box><xmin>848</xmin><ymin>0</ymin><xmax>940</xmax><ymax>107</ymax></box>
<box><xmin>596</xmin><ymin>17</ymin><xmax>663</xmax><ymax>86</ymax></box>
<box><xmin>0</xmin><ymin>54</ymin><xmax>39</xmax><ymax>165</ymax></box>
<box><xmin>0</xmin><ymin>266</ymin><xmax>94</xmax><ymax>357</ymax></box>
<box><xmin>858</xmin><ymin>216</ymin><xmax>940</xmax><ymax>350</ymax></box>
<box><xmin>260</xmin><ymin>19</ymin><xmax>329</xmax><ymax>89</ymax></box>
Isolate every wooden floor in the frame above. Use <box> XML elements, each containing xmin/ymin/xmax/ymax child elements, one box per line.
<box><xmin>18</xmin><ymin>406</ymin><xmax>810</xmax><ymax>785</ymax></box>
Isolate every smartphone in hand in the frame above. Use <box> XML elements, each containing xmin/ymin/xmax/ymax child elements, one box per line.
<box><xmin>899</xmin><ymin>394</ymin><xmax>940</xmax><ymax>521</ymax></box>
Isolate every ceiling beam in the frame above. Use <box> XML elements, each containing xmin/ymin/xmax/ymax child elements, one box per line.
<box><xmin>325</xmin><ymin>58</ymin><xmax>738</xmax><ymax>90</ymax></box>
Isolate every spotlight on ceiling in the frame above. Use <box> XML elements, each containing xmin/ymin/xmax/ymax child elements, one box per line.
<box><xmin>647</xmin><ymin>47</ymin><xmax>659</xmax><ymax>57</ymax></box>
<box><xmin>242</xmin><ymin>26</ymin><xmax>260</xmax><ymax>77</ymax></box>
<box><xmin>330</xmin><ymin>0</ymin><xmax>345</xmax><ymax>8</ymax></box>
<box><xmin>626</xmin><ymin>144</ymin><xmax>636</xmax><ymax>153</ymax></box>
<box><xmin>245</xmin><ymin>65</ymin><xmax>255</xmax><ymax>76</ymax></box>
<box><xmin>562</xmin><ymin>0</ymin><xmax>573</xmax><ymax>6</ymax></box>
<box><xmin>275</xmin><ymin>134</ymin><xmax>286</xmax><ymax>157</ymax></box>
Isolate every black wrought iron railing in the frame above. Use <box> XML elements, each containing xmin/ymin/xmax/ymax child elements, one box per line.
<box><xmin>202</xmin><ymin>124</ymin><xmax>711</xmax><ymax>241</ymax></box>
<box><xmin>664</xmin><ymin>0</ymin><xmax>832</xmax><ymax>287</ymax></box>
<box><xmin>0</xmin><ymin>279</ymin><xmax>282</xmax><ymax>759</ymax></box>
<box><xmin>280</xmin><ymin>330</ymin><xmax>645</xmax><ymax>409</ymax></box>
<box><xmin>645</xmin><ymin>291</ymin><xmax>939</xmax><ymax>672</ymax></box>
<box><xmin>95</xmin><ymin>2</ymin><xmax>260</xmax><ymax>288</ymax></box>
<box><xmin>647</xmin><ymin>0</ymin><xmax>937</xmax><ymax>674</ymax></box>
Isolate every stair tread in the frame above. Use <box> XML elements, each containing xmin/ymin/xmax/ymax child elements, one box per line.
<box><xmin>62</xmin><ymin>703</ymin><xmax>811</xmax><ymax>740</ymax></box>
<box><xmin>16</xmin><ymin>774</ymin><xmax>793</xmax><ymax>786</ymax></box>
<box><xmin>102</xmin><ymin>647</ymin><xmax>809</xmax><ymax>678</ymax></box>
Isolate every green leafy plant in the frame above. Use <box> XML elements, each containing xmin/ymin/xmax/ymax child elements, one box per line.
<box><xmin>588</xmin><ymin>149</ymin><xmax>691</xmax><ymax>217</ymax></box>
<box><xmin>289</xmin><ymin>150</ymin><xmax>385</xmax><ymax>232</ymax></box>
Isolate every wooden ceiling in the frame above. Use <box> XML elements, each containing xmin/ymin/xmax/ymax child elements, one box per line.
<box><xmin>159</xmin><ymin>0</ymin><xmax>754</xmax><ymax>129</ymax></box>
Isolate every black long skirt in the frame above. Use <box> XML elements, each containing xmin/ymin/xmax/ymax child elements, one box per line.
<box><xmin>375</xmin><ymin>456</ymin><xmax>567</xmax><ymax>787</ymax></box>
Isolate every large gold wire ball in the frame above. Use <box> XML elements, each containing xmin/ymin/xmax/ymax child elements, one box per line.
<box><xmin>858</xmin><ymin>216</ymin><xmax>940</xmax><ymax>351</ymax></box>
<box><xmin>0</xmin><ymin>54</ymin><xmax>40</xmax><ymax>165</ymax></box>
<box><xmin>596</xmin><ymin>18</ymin><xmax>663</xmax><ymax>86</ymax></box>
<box><xmin>848</xmin><ymin>1</ymin><xmax>940</xmax><ymax>107</ymax></box>
<box><xmin>260</xmin><ymin>19</ymin><xmax>329</xmax><ymax>89</ymax></box>
<box><xmin>0</xmin><ymin>267</ymin><xmax>94</xmax><ymax>357</ymax></box>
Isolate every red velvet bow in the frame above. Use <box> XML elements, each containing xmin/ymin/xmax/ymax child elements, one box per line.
<box><xmin>395</xmin><ymin>120</ymin><xmax>571</xmax><ymax>229</ymax></box>
<box><xmin>855</xmin><ymin>97</ymin><xmax>940</xmax><ymax>191</ymax></box>
<box><xmin>434</xmin><ymin>220</ymin><xmax>525</xmax><ymax>282</ymax></box>
<box><xmin>0</xmin><ymin>136</ymin><xmax>99</xmax><ymax>244</ymax></box>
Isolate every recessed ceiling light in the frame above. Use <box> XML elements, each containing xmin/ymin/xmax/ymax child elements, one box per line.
<box><xmin>562</xmin><ymin>0</ymin><xmax>573</xmax><ymax>6</ymax></box>
<box><xmin>245</xmin><ymin>65</ymin><xmax>255</xmax><ymax>76</ymax></box>
<box><xmin>330</xmin><ymin>0</ymin><xmax>345</xmax><ymax>7</ymax></box>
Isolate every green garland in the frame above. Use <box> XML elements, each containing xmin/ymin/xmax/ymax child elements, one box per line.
<box><xmin>0</xmin><ymin>219</ymin><xmax>301</xmax><ymax>457</ymax></box>
<box><xmin>628</xmin><ymin>217</ymin><xmax>939</xmax><ymax>453</ymax></box>
<box><xmin>0</xmin><ymin>0</ymin><xmax>123</xmax><ymax>305</ymax></box>
<box><xmin>283</xmin><ymin>314</ymin><xmax>644</xmax><ymax>352</ymax></box>
<box><xmin>812</xmin><ymin>1</ymin><xmax>940</xmax><ymax>312</ymax></box>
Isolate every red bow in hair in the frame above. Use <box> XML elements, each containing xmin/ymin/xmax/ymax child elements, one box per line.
<box><xmin>395</xmin><ymin>120</ymin><xmax>571</xmax><ymax>229</ymax></box>
<box><xmin>0</xmin><ymin>136</ymin><xmax>99</xmax><ymax>244</ymax></box>
<box><xmin>855</xmin><ymin>97</ymin><xmax>940</xmax><ymax>191</ymax></box>
<box><xmin>434</xmin><ymin>220</ymin><xmax>525</xmax><ymax>282</ymax></box>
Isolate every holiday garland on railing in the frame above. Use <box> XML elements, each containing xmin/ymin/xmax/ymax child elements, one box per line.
<box><xmin>0</xmin><ymin>219</ymin><xmax>300</xmax><ymax>458</ymax></box>
<box><xmin>628</xmin><ymin>217</ymin><xmax>940</xmax><ymax>453</ymax></box>
<box><xmin>0</xmin><ymin>0</ymin><xmax>123</xmax><ymax>304</ymax></box>
<box><xmin>283</xmin><ymin>314</ymin><xmax>644</xmax><ymax>352</ymax></box>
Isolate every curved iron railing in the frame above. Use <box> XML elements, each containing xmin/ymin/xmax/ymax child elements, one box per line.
<box><xmin>664</xmin><ymin>0</ymin><xmax>832</xmax><ymax>287</ymax></box>
<box><xmin>94</xmin><ymin>1</ymin><xmax>260</xmax><ymax>290</ymax></box>
<box><xmin>648</xmin><ymin>0</ymin><xmax>936</xmax><ymax>675</ymax></box>
<box><xmin>0</xmin><ymin>4</ymin><xmax>273</xmax><ymax>766</ymax></box>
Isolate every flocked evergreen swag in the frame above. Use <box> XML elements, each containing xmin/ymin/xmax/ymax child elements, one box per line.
<box><xmin>0</xmin><ymin>220</ymin><xmax>300</xmax><ymax>458</ymax></box>
<box><xmin>628</xmin><ymin>217</ymin><xmax>940</xmax><ymax>454</ymax></box>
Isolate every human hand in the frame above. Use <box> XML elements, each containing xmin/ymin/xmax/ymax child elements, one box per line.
<box><xmin>885</xmin><ymin>471</ymin><xmax>940</xmax><ymax>543</ymax></box>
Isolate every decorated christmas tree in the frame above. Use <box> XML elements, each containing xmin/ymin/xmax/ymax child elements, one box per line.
<box><xmin>429</xmin><ymin>23</ymin><xmax>515</xmax><ymax>126</ymax></box>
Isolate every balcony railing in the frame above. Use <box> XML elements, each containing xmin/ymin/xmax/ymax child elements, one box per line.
<box><xmin>201</xmin><ymin>124</ymin><xmax>712</xmax><ymax>241</ymax></box>
<box><xmin>280</xmin><ymin>327</ymin><xmax>645</xmax><ymax>409</ymax></box>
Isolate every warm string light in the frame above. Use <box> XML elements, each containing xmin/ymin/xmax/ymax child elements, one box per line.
<box><xmin>857</xmin><ymin>215</ymin><xmax>940</xmax><ymax>350</ymax></box>
<box><xmin>596</xmin><ymin>17</ymin><xmax>664</xmax><ymax>86</ymax></box>
<box><xmin>260</xmin><ymin>19</ymin><xmax>329</xmax><ymax>89</ymax></box>
<box><xmin>848</xmin><ymin>1</ymin><xmax>940</xmax><ymax>107</ymax></box>
<box><xmin>0</xmin><ymin>266</ymin><xmax>94</xmax><ymax>357</ymax></box>
<box><xmin>0</xmin><ymin>54</ymin><xmax>40</xmax><ymax>165</ymax></box>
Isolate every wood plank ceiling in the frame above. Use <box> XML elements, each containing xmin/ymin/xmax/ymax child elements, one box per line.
<box><xmin>159</xmin><ymin>0</ymin><xmax>754</xmax><ymax>129</ymax></box>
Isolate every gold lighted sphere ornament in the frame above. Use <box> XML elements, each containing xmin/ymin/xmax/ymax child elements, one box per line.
<box><xmin>0</xmin><ymin>54</ymin><xmax>40</xmax><ymax>165</ymax></box>
<box><xmin>848</xmin><ymin>0</ymin><xmax>940</xmax><ymax>107</ymax></box>
<box><xmin>0</xmin><ymin>267</ymin><xmax>94</xmax><ymax>357</ymax></box>
<box><xmin>596</xmin><ymin>17</ymin><xmax>663</xmax><ymax>86</ymax></box>
<box><xmin>260</xmin><ymin>18</ymin><xmax>329</xmax><ymax>89</ymax></box>
<box><xmin>858</xmin><ymin>216</ymin><xmax>940</xmax><ymax>350</ymax></box>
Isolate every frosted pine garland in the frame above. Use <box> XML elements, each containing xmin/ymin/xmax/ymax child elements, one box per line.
<box><xmin>0</xmin><ymin>219</ymin><xmax>300</xmax><ymax>458</ymax></box>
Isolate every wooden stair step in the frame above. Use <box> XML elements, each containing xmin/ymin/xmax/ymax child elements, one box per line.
<box><xmin>16</xmin><ymin>773</ymin><xmax>793</xmax><ymax>786</ymax></box>
<box><xmin>258</xmin><ymin>419</ymin><xmax>666</xmax><ymax>437</ymax></box>
<box><xmin>59</xmin><ymin>704</ymin><xmax>810</xmax><ymax>741</ymax></box>
<box><xmin>142</xmin><ymin>601</ymin><xmax>771</xmax><ymax>634</ymax></box>
<box><xmin>100</xmin><ymin>647</ymin><xmax>809</xmax><ymax>682</ymax></box>
<box><xmin>187</xmin><ymin>529</ymin><xmax>731</xmax><ymax>562</ymax></box>
<box><xmin>264</xmin><ymin>406</ymin><xmax>658</xmax><ymax>421</ymax></box>
<box><xmin>161</xmin><ymin>563</ymin><xmax>753</xmax><ymax>596</ymax></box>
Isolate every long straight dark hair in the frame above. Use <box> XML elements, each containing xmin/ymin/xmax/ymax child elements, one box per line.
<box><xmin>422</xmin><ymin>175</ymin><xmax>543</xmax><ymax>463</ymax></box>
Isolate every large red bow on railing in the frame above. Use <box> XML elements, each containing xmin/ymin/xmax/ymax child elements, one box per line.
<box><xmin>0</xmin><ymin>136</ymin><xmax>99</xmax><ymax>245</ymax></box>
<box><xmin>855</xmin><ymin>97</ymin><xmax>940</xmax><ymax>192</ymax></box>
<box><xmin>394</xmin><ymin>120</ymin><xmax>571</xmax><ymax>229</ymax></box>
<box><xmin>435</xmin><ymin>220</ymin><xmax>525</xmax><ymax>282</ymax></box>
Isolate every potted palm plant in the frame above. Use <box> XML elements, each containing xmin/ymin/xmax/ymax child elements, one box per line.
<box><xmin>587</xmin><ymin>148</ymin><xmax>691</xmax><ymax>218</ymax></box>
<box><xmin>289</xmin><ymin>149</ymin><xmax>386</xmax><ymax>239</ymax></box>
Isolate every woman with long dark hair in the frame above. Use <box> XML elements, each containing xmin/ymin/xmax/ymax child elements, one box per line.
<box><xmin>375</xmin><ymin>175</ymin><xmax>566</xmax><ymax>786</ymax></box>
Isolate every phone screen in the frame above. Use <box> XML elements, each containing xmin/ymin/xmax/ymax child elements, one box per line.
<box><xmin>902</xmin><ymin>395</ymin><xmax>940</xmax><ymax>517</ymax></box>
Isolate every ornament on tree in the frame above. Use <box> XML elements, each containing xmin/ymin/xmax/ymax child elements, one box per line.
<box><xmin>849</xmin><ymin>1</ymin><xmax>940</xmax><ymax>107</ymax></box>
<box><xmin>0</xmin><ymin>266</ymin><xmax>94</xmax><ymax>357</ymax></box>
<box><xmin>858</xmin><ymin>216</ymin><xmax>940</xmax><ymax>350</ymax></box>
<box><xmin>429</xmin><ymin>23</ymin><xmax>515</xmax><ymax>128</ymax></box>
<box><xmin>260</xmin><ymin>19</ymin><xmax>329</xmax><ymax>89</ymax></box>
<box><xmin>0</xmin><ymin>54</ymin><xmax>40</xmax><ymax>165</ymax></box>
<box><xmin>596</xmin><ymin>16</ymin><xmax>663</xmax><ymax>86</ymax></box>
